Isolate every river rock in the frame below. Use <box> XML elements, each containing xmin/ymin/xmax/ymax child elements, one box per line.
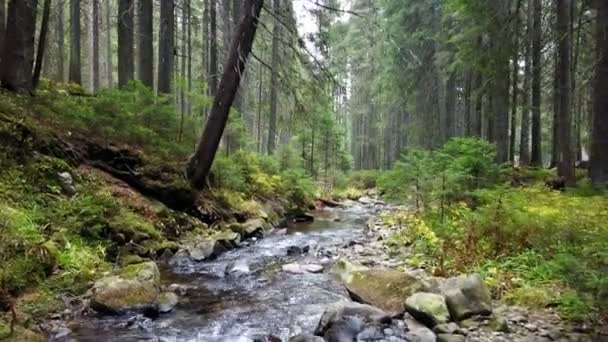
<box><xmin>287</xmin><ymin>245</ymin><xmax>310</xmax><ymax>256</ymax></box>
<box><xmin>89</xmin><ymin>262</ymin><xmax>160</xmax><ymax>315</ymax></box>
<box><xmin>58</xmin><ymin>171</ymin><xmax>77</xmax><ymax>196</ymax></box>
<box><xmin>437</xmin><ymin>274</ymin><xmax>492</xmax><ymax>321</ymax></box>
<box><xmin>188</xmin><ymin>240</ymin><xmax>228</xmax><ymax>261</ymax></box>
<box><xmin>226</xmin><ymin>260</ymin><xmax>251</xmax><ymax>275</ymax></box>
<box><xmin>437</xmin><ymin>334</ymin><xmax>465</xmax><ymax>342</ymax></box>
<box><xmin>358</xmin><ymin>196</ymin><xmax>374</xmax><ymax>205</ymax></box>
<box><xmin>433</xmin><ymin>322</ymin><xmax>463</xmax><ymax>335</ymax></box>
<box><xmin>405</xmin><ymin>292</ymin><xmax>451</xmax><ymax>327</ymax></box>
<box><xmin>323</xmin><ymin>316</ymin><xmax>365</xmax><ymax>342</ymax></box>
<box><xmin>314</xmin><ymin>301</ymin><xmax>392</xmax><ymax>336</ymax></box>
<box><xmin>282</xmin><ymin>263</ymin><xmax>324</xmax><ymax>274</ymax></box>
<box><xmin>405</xmin><ymin>318</ymin><xmax>437</xmax><ymax>342</ymax></box>
<box><xmin>158</xmin><ymin>292</ymin><xmax>178</xmax><ymax>313</ymax></box>
<box><xmin>330</xmin><ymin>259</ymin><xmax>428</xmax><ymax>312</ymax></box>
<box><xmin>288</xmin><ymin>335</ymin><xmax>324</xmax><ymax>342</ymax></box>
<box><xmin>230</xmin><ymin>218</ymin><xmax>270</xmax><ymax>238</ymax></box>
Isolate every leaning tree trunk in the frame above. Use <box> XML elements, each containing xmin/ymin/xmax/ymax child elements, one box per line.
<box><xmin>208</xmin><ymin>0</ymin><xmax>218</xmax><ymax>96</ymax></box>
<box><xmin>157</xmin><ymin>0</ymin><xmax>174</xmax><ymax>94</ymax></box>
<box><xmin>69</xmin><ymin>0</ymin><xmax>81</xmax><ymax>84</ymax></box>
<box><xmin>1</xmin><ymin>0</ymin><xmax>38</xmax><ymax>94</ymax></box>
<box><xmin>118</xmin><ymin>0</ymin><xmax>134</xmax><ymax>87</ymax></box>
<box><xmin>33</xmin><ymin>0</ymin><xmax>52</xmax><ymax>90</ymax></box>
<box><xmin>556</xmin><ymin>0</ymin><xmax>575</xmax><ymax>185</ymax></box>
<box><xmin>187</xmin><ymin>0</ymin><xmax>264</xmax><ymax>190</ymax></box>
<box><xmin>590</xmin><ymin>0</ymin><xmax>608</xmax><ymax>186</ymax></box>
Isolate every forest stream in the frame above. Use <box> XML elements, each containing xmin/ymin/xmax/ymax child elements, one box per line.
<box><xmin>61</xmin><ymin>203</ymin><xmax>377</xmax><ymax>341</ymax></box>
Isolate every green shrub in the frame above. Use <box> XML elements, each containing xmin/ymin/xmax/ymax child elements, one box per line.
<box><xmin>347</xmin><ymin>170</ymin><xmax>381</xmax><ymax>190</ymax></box>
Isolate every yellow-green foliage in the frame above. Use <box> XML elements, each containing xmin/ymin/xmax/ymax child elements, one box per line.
<box><xmin>211</xmin><ymin>151</ymin><xmax>317</xmax><ymax>207</ymax></box>
<box><xmin>386</xmin><ymin>184</ymin><xmax>608</xmax><ymax>321</ymax></box>
<box><xmin>347</xmin><ymin>170</ymin><xmax>382</xmax><ymax>190</ymax></box>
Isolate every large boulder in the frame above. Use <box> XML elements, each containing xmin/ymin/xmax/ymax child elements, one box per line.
<box><xmin>438</xmin><ymin>274</ymin><xmax>492</xmax><ymax>321</ymax></box>
<box><xmin>230</xmin><ymin>218</ymin><xmax>271</xmax><ymax>238</ymax></box>
<box><xmin>330</xmin><ymin>259</ymin><xmax>428</xmax><ymax>313</ymax></box>
<box><xmin>405</xmin><ymin>292</ymin><xmax>451</xmax><ymax>327</ymax></box>
<box><xmin>188</xmin><ymin>240</ymin><xmax>228</xmax><ymax>261</ymax></box>
<box><xmin>314</xmin><ymin>301</ymin><xmax>392</xmax><ymax>337</ymax></box>
<box><xmin>89</xmin><ymin>262</ymin><xmax>161</xmax><ymax>315</ymax></box>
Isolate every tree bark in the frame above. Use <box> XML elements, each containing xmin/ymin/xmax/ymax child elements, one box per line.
<box><xmin>33</xmin><ymin>0</ymin><xmax>52</xmax><ymax>90</ymax></box>
<box><xmin>69</xmin><ymin>0</ymin><xmax>81</xmax><ymax>84</ymax></box>
<box><xmin>187</xmin><ymin>0</ymin><xmax>264</xmax><ymax>190</ymax></box>
<box><xmin>208</xmin><ymin>0</ymin><xmax>218</xmax><ymax>95</ymax></box>
<box><xmin>91</xmin><ymin>0</ymin><xmax>100</xmax><ymax>92</ymax></box>
<box><xmin>157</xmin><ymin>0</ymin><xmax>174</xmax><ymax>94</ymax></box>
<box><xmin>105</xmin><ymin>0</ymin><xmax>113</xmax><ymax>87</ymax></box>
<box><xmin>490</xmin><ymin>1</ymin><xmax>511</xmax><ymax>163</ymax></box>
<box><xmin>138</xmin><ymin>0</ymin><xmax>153</xmax><ymax>88</ymax></box>
<box><xmin>1</xmin><ymin>0</ymin><xmax>38</xmax><ymax>94</ymax></box>
<box><xmin>520</xmin><ymin>0</ymin><xmax>533</xmax><ymax>165</ymax></box>
<box><xmin>55</xmin><ymin>0</ymin><xmax>65</xmax><ymax>81</ymax></box>
<box><xmin>267</xmin><ymin>0</ymin><xmax>281</xmax><ymax>154</ymax></box>
<box><xmin>530</xmin><ymin>0</ymin><xmax>543</xmax><ymax>166</ymax></box>
<box><xmin>556</xmin><ymin>0</ymin><xmax>575</xmax><ymax>185</ymax></box>
<box><xmin>590</xmin><ymin>0</ymin><xmax>608</xmax><ymax>186</ymax></box>
<box><xmin>118</xmin><ymin>0</ymin><xmax>134</xmax><ymax>87</ymax></box>
<box><xmin>0</xmin><ymin>0</ymin><xmax>6</xmax><ymax>65</ymax></box>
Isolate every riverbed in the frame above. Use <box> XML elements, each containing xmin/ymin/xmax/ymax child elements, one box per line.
<box><xmin>63</xmin><ymin>203</ymin><xmax>374</xmax><ymax>341</ymax></box>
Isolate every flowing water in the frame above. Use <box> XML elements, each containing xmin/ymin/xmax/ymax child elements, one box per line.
<box><xmin>62</xmin><ymin>204</ymin><xmax>375</xmax><ymax>342</ymax></box>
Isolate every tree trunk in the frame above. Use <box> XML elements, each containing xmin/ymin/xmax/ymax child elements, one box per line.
<box><xmin>1</xmin><ymin>0</ymin><xmax>38</xmax><ymax>94</ymax></box>
<box><xmin>91</xmin><ymin>0</ymin><xmax>100</xmax><ymax>92</ymax></box>
<box><xmin>157</xmin><ymin>0</ymin><xmax>174</xmax><ymax>94</ymax></box>
<box><xmin>556</xmin><ymin>0</ymin><xmax>575</xmax><ymax>185</ymax></box>
<box><xmin>208</xmin><ymin>0</ymin><xmax>218</xmax><ymax>95</ymax></box>
<box><xmin>509</xmin><ymin>0</ymin><xmax>523</xmax><ymax>163</ymax></box>
<box><xmin>55</xmin><ymin>0</ymin><xmax>65</xmax><ymax>82</ymax></box>
<box><xmin>0</xmin><ymin>0</ymin><xmax>6</xmax><ymax>65</ymax></box>
<box><xmin>267</xmin><ymin>0</ymin><xmax>281</xmax><ymax>154</ymax></box>
<box><xmin>118</xmin><ymin>0</ymin><xmax>134</xmax><ymax>87</ymax></box>
<box><xmin>69</xmin><ymin>0</ymin><xmax>81</xmax><ymax>84</ymax></box>
<box><xmin>473</xmin><ymin>71</ymin><xmax>483</xmax><ymax>137</ymax></box>
<box><xmin>105</xmin><ymin>0</ymin><xmax>113</xmax><ymax>87</ymax></box>
<box><xmin>520</xmin><ymin>0</ymin><xmax>533</xmax><ymax>165</ymax></box>
<box><xmin>590</xmin><ymin>1</ymin><xmax>608</xmax><ymax>186</ymax></box>
<box><xmin>202</xmin><ymin>0</ymin><xmax>209</xmax><ymax>85</ymax></box>
<box><xmin>530</xmin><ymin>0</ymin><xmax>543</xmax><ymax>166</ymax></box>
<box><xmin>138</xmin><ymin>0</ymin><xmax>153</xmax><ymax>88</ymax></box>
<box><xmin>445</xmin><ymin>73</ymin><xmax>456</xmax><ymax>140</ymax></box>
<box><xmin>187</xmin><ymin>0</ymin><xmax>264</xmax><ymax>190</ymax></box>
<box><xmin>33</xmin><ymin>0</ymin><xmax>52</xmax><ymax>90</ymax></box>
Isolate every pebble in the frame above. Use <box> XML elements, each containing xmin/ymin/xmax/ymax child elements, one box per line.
<box><xmin>524</xmin><ymin>323</ymin><xmax>539</xmax><ymax>332</ymax></box>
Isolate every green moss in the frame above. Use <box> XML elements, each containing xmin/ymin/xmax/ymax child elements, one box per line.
<box><xmin>108</xmin><ymin>209</ymin><xmax>162</xmax><ymax>241</ymax></box>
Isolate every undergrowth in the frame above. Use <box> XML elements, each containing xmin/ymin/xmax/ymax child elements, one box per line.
<box><xmin>382</xmin><ymin>137</ymin><xmax>608</xmax><ymax>322</ymax></box>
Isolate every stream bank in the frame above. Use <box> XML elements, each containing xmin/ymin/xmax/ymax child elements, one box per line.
<box><xmin>41</xmin><ymin>196</ymin><xmax>596</xmax><ymax>342</ymax></box>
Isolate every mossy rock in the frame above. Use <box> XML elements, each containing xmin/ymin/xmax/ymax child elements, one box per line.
<box><xmin>90</xmin><ymin>262</ymin><xmax>160</xmax><ymax>315</ymax></box>
<box><xmin>331</xmin><ymin>259</ymin><xmax>429</xmax><ymax>313</ymax></box>
<box><xmin>120</xmin><ymin>254</ymin><xmax>145</xmax><ymax>267</ymax></box>
<box><xmin>90</xmin><ymin>276</ymin><xmax>159</xmax><ymax>315</ymax></box>
<box><xmin>120</xmin><ymin>261</ymin><xmax>160</xmax><ymax>285</ymax></box>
